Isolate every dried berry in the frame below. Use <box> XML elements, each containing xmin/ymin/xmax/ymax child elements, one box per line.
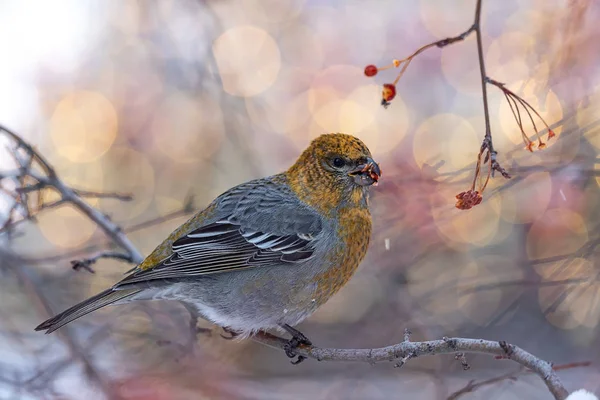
<box><xmin>455</xmin><ymin>190</ymin><xmax>483</xmax><ymax>210</ymax></box>
<box><xmin>525</xmin><ymin>141</ymin><xmax>535</xmax><ymax>152</ymax></box>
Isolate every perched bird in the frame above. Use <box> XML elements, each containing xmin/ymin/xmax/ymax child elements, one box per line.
<box><xmin>35</xmin><ymin>133</ymin><xmax>381</xmax><ymax>361</ymax></box>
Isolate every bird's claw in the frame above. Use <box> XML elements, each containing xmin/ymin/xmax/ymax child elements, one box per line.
<box><xmin>291</xmin><ymin>355</ymin><xmax>307</xmax><ymax>365</ymax></box>
<box><xmin>283</xmin><ymin>336</ymin><xmax>310</xmax><ymax>364</ymax></box>
<box><xmin>280</xmin><ymin>324</ymin><xmax>312</xmax><ymax>365</ymax></box>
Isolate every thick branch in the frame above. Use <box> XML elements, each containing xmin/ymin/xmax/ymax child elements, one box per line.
<box><xmin>252</xmin><ymin>332</ymin><xmax>569</xmax><ymax>400</ymax></box>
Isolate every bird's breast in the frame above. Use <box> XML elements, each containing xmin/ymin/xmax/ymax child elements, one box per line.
<box><xmin>313</xmin><ymin>207</ymin><xmax>372</xmax><ymax>305</ymax></box>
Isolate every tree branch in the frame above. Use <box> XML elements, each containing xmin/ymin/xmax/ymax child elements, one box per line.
<box><xmin>0</xmin><ymin>124</ymin><xmax>144</xmax><ymax>264</ymax></box>
<box><xmin>252</xmin><ymin>332</ymin><xmax>570</xmax><ymax>400</ymax></box>
<box><xmin>474</xmin><ymin>0</ymin><xmax>491</xmax><ymax>142</ymax></box>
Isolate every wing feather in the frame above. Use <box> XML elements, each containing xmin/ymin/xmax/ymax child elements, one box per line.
<box><xmin>115</xmin><ymin>178</ymin><xmax>323</xmax><ymax>287</ymax></box>
<box><xmin>116</xmin><ymin>220</ymin><xmax>319</xmax><ymax>286</ymax></box>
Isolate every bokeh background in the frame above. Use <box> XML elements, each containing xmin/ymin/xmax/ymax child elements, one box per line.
<box><xmin>1</xmin><ymin>0</ymin><xmax>600</xmax><ymax>399</ymax></box>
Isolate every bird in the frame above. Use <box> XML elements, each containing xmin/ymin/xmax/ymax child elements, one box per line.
<box><xmin>35</xmin><ymin>133</ymin><xmax>381</xmax><ymax>362</ymax></box>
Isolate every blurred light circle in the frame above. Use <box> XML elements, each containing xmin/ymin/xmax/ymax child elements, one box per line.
<box><xmin>459</xmin><ymin>255</ymin><xmax>524</xmax><ymax>326</ymax></box>
<box><xmin>420</xmin><ymin>0</ymin><xmax>484</xmax><ymax>39</ymax></box>
<box><xmin>498</xmin><ymin>80</ymin><xmax>563</xmax><ymax>149</ymax></box>
<box><xmin>344</xmin><ymin>84</ymin><xmax>409</xmax><ymax>155</ymax></box>
<box><xmin>406</xmin><ymin>254</ymin><xmax>466</xmax><ymax>330</ymax></box>
<box><xmin>59</xmin><ymin>160</ymin><xmax>105</xmax><ymax>205</ymax></box>
<box><xmin>245</xmin><ymin>88</ymin><xmax>312</xmax><ymax>138</ymax></box>
<box><xmin>538</xmin><ymin>258</ymin><xmax>597</xmax><ymax>330</ymax></box>
<box><xmin>153</xmin><ymin>164</ymin><xmax>208</xmax><ymax>218</ymax></box>
<box><xmin>278</xmin><ymin>24</ymin><xmax>325</xmax><ymax>71</ymax></box>
<box><xmin>413</xmin><ymin>113</ymin><xmax>479</xmax><ymax>179</ymax></box>
<box><xmin>577</xmin><ymin>87</ymin><xmax>600</xmax><ymax>151</ymax></box>
<box><xmin>152</xmin><ymin>92</ymin><xmax>224</xmax><ymax>163</ymax></box>
<box><xmin>38</xmin><ymin>205</ymin><xmax>97</xmax><ymax>248</ymax></box>
<box><xmin>526</xmin><ymin>208</ymin><xmax>588</xmax><ymax>270</ymax></box>
<box><xmin>213</xmin><ymin>25</ymin><xmax>281</xmax><ymax>97</ymax></box>
<box><xmin>431</xmin><ymin>189</ymin><xmax>504</xmax><ymax>249</ymax></box>
<box><xmin>486</xmin><ymin>32</ymin><xmax>535</xmax><ymax>85</ymax></box>
<box><xmin>459</xmin><ymin>259</ymin><xmax>502</xmax><ymax>325</ymax></box>
<box><xmin>50</xmin><ymin>91</ymin><xmax>118</xmax><ymax>163</ymax></box>
<box><xmin>98</xmin><ymin>147</ymin><xmax>155</xmax><ymax>221</ymax></box>
<box><xmin>313</xmin><ymin>99</ymin><xmax>373</xmax><ymax>136</ymax></box>
<box><xmin>302</xmin><ymin>64</ymin><xmax>408</xmax><ymax>154</ymax></box>
<box><xmin>500</xmin><ymin>171</ymin><xmax>552</xmax><ymax>224</ymax></box>
<box><xmin>308</xmin><ymin>65</ymin><xmax>364</xmax><ymax>113</ymax></box>
<box><xmin>289</xmin><ymin>118</ymin><xmax>331</xmax><ymax>152</ymax></box>
<box><xmin>310</xmin><ymin>274</ymin><xmax>380</xmax><ymax>324</ymax></box>
<box><xmin>503</xmin><ymin>9</ymin><xmax>550</xmax><ymax>37</ymax></box>
<box><xmin>440</xmin><ymin>36</ymin><xmax>482</xmax><ymax>95</ymax></box>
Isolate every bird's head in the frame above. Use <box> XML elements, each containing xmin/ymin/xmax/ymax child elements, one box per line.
<box><xmin>286</xmin><ymin>133</ymin><xmax>381</xmax><ymax>213</ymax></box>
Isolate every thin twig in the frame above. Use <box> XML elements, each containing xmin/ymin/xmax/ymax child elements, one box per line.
<box><xmin>447</xmin><ymin>368</ymin><xmax>523</xmax><ymax>399</ymax></box>
<box><xmin>72</xmin><ymin>189</ymin><xmax>133</xmax><ymax>201</ymax></box>
<box><xmin>474</xmin><ymin>0</ymin><xmax>490</xmax><ymax>143</ymax></box>
<box><xmin>71</xmin><ymin>251</ymin><xmax>135</xmax><ymax>274</ymax></box>
<box><xmin>392</xmin><ymin>25</ymin><xmax>475</xmax><ymax>84</ymax></box>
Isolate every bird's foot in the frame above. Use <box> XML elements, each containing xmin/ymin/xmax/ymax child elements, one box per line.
<box><xmin>280</xmin><ymin>324</ymin><xmax>312</xmax><ymax>365</ymax></box>
<box><xmin>220</xmin><ymin>327</ymin><xmax>239</xmax><ymax>340</ymax></box>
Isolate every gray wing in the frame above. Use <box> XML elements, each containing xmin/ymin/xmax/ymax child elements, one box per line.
<box><xmin>116</xmin><ymin>177</ymin><xmax>323</xmax><ymax>286</ymax></box>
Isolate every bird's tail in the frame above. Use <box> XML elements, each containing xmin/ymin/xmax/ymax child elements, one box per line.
<box><xmin>35</xmin><ymin>288</ymin><xmax>141</xmax><ymax>334</ymax></box>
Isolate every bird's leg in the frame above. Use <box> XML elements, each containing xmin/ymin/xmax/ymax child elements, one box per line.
<box><xmin>181</xmin><ymin>302</ymin><xmax>211</xmax><ymax>337</ymax></box>
<box><xmin>279</xmin><ymin>324</ymin><xmax>312</xmax><ymax>365</ymax></box>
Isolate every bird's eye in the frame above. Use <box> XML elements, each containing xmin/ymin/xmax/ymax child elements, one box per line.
<box><xmin>332</xmin><ymin>157</ymin><xmax>345</xmax><ymax>168</ymax></box>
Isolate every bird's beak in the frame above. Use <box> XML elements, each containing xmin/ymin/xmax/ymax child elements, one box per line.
<box><xmin>348</xmin><ymin>157</ymin><xmax>382</xmax><ymax>186</ymax></box>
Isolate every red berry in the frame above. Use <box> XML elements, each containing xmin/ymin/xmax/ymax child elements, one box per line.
<box><xmin>364</xmin><ymin>65</ymin><xmax>378</xmax><ymax>77</ymax></box>
<box><xmin>382</xmin><ymin>83</ymin><xmax>396</xmax><ymax>101</ymax></box>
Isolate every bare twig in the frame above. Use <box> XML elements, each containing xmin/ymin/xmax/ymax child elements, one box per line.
<box><xmin>72</xmin><ymin>189</ymin><xmax>133</xmax><ymax>201</ymax></box>
<box><xmin>0</xmin><ymin>125</ymin><xmax>144</xmax><ymax>264</ymax></box>
<box><xmin>1</xmin><ymin>251</ymin><xmax>117</xmax><ymax>398</ymax></box>
<box><xmin>487</xmin><ymin>77</ymin><xmax>556</xmax><ymax>151</ymax></box>
<box><xmin>70</xmin><ymin>251</ymin><xmax>135</xmax><ymax>274</ymax></box>
<box><xmin>447</xmin><ymin>368</ymin><xmax>523</xmax><ymax>400</ymax></box>
<box><xmin>473</xmin><ymin>0</ymin><xmax>510</xmax><ymax>189</ymax></box>
<box><xmin>252</xmin><ymin>332</ymin><xmax>570</xmax><ymax>400</ymax></box>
